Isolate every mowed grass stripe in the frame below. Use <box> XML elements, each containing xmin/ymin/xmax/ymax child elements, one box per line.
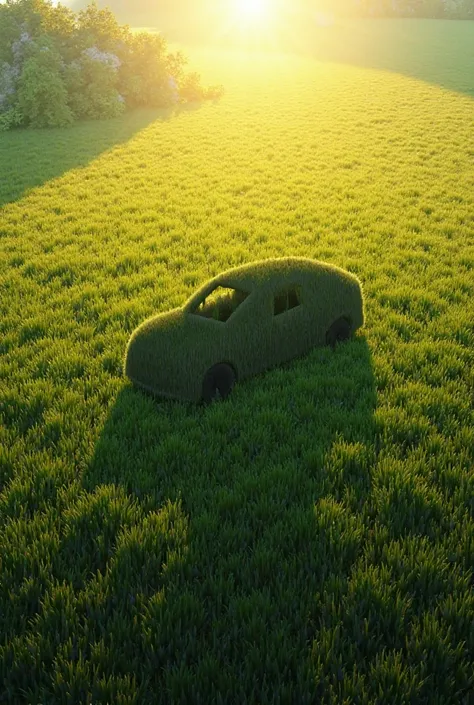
<box><xmin>1</xmin><ymin>33</ymin><xmax>474</xmax><ymax>705</ymax></box>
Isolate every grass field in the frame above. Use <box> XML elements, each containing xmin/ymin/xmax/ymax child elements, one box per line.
<box><xmin>1</xmin><ymin>18</ymin><xmax>473</xmax><ymax>705</ymax></box>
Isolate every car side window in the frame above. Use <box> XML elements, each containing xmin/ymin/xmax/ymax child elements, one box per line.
<box><xmin>273</xmin><ymin>285</ymin><xmax>302</xmax><ymax>316</ymax></box>
<box><xmin>192</xmin><ymin>286</ymin><xmax>250</xmax><ymax>323</ymax></box>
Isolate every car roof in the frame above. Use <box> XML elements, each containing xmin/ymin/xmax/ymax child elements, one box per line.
<box><xmin>182</xmin><ymin>256</ymin><xmax>358</xmax><ymax>313</ymax></box>
<box><xmin>210</xmin><ymin>256</ymin><xmax>348</xmax><ymax>293</ymax></box>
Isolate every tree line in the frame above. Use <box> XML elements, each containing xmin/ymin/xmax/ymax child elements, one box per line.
<box><xmin>318</xmin><ymin>0</ymin><xmax>474</xmax><ymax>19</ymax></box>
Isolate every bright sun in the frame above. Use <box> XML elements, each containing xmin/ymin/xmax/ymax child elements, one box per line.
<box><xmin>236</xmin><ymin>0</ymin><xmax>269</xmax><ymax>21</ymax></box>
<box><xmin>224</xmin><ymin>0</ymin><xmax>280</xmax><ymax>45</ymax></box>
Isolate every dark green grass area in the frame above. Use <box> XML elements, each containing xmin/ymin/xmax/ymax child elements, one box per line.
<box><xmin>1</xmin><ymin>20</ymin><xmax>474</xmax><ymax>705</ymax></box>
<box><xmin>0</xmin><ymin>106</ymin><xmax>201</xmax><ymax>208</ymax></box>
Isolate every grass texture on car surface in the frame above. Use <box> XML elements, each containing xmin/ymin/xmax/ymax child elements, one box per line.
<box><xmin>124</xmin><ymin>256</ymin><xmax>364</xmax><ymax>403</ymax></box>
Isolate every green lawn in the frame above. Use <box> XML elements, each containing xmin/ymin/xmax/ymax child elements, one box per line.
<box><xmin>1</xmin><ymin>19</ymin><xmax>473</xmax><ymax>705</ymax></box>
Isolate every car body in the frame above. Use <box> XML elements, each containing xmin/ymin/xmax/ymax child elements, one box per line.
<box><xmin>124</xmin><ymin>256</ymin><xmax>364</xmax><ymax>403</ymax></box>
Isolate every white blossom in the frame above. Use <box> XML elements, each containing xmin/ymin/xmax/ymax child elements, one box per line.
<box><xmin>11</xmin><ymin>29</ymin><xmax>33</xmax><ymax>62</ymax></box>
<box><xmin>82</xmin><ymin>46</ymin><xmax>121</xmax><ymax>70</ymax></box>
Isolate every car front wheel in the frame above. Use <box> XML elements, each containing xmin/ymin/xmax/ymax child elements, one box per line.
<box><xmin>326</xmin><ymin>316</ymin><xmax>351</xmax><ymax>349</ymax></box>
<box><xmin>202</xmin><ymin>363</ymin><xmax>236</xmax><ymax>404</ymax></box>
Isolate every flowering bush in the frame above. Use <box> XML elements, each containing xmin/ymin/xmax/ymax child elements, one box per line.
<box><xmin>82</xmin><ymin>46</ymin><xmax>121</xmax><ymax>69</ymax></box>
<box><xmin>0</xmin><ymin>0</ymin><xmax>225</xmax><ymax>130</ymax></box>
<box><xmin>65</xmin><ymin>48</ymin><xmax>124</xmax><ymax>120</ymax></box>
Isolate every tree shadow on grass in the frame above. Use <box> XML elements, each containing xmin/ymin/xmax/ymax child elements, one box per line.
<box><xmin>65</xmin><ymin>335</ymin><xmax>378</xmax><ymax>703</ymax></box>
<box><xmin>0</xmin><ymin>104</ymin><xmax>201</xmax><ymax>209</ymax></box>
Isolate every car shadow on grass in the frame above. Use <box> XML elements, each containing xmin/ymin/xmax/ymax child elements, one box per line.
<box><xmin>73</xmin><ymin>334</ymin><xmax>378</xmax><ymax>702</ymax></box>
<box><xmin>0</xmin><ymin>103</ymin><xmax>203</xmax><ymax>209</ymax></box>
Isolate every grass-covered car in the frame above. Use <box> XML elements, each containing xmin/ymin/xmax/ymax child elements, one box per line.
<box><xmin>124</xmin><ymin>256</ymin><xmax>365</xmax><ymax>404</ymax></box>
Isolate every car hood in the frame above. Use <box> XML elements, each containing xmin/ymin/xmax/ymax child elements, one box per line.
<box><xmin>124</xmin><ymin>308</ymin><xmax>187</xmax><ymax>391</ymax></box>
<box><xmin>123</xmin><ymin>307</ymin><xmax>226</xmax><ymax>402</ymax></box>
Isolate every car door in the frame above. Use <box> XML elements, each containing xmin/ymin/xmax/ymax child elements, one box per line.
<box><xmin>184</xmin><ymin>283</ymin><xmax>272</xmax><ymax>381</ymax></box>
<box><xmin>225</xmin><ymin>286</ymin><xmax>273</xmax><ymax>379</ymax></box>
<box><xmin>269</xmin><ymin>282</ymin><xmax>311</xmax><ymax>366</ymax></box>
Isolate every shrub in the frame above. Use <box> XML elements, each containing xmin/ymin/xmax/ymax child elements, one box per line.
<box><xmin>65</xmin><ymin>47</ymin><xmax>124</xmax><ymax>120</ymax></box>
<box><xmin>76</xmin><ymin>1</ymin><xmax>126</xmax><ymax>53</ymax></box>
<box><xmin>0</xmin><ymin>62</ymin><xmax>20</xmax><ymax>113</ymax></box>
<box><xmin>204</xmin><ymin>84</ymin><xmax>226</xmax><ymax>101</ymax></box>
<box><xmin>117</xmin><ymin>31</ymin><xmax>179</xmax><ymax>108</ymax></box>
<box><xmin>15</xmin><ymin>36</ymin><xmax>73</xmax><ymax>128</ymax></box>
<box><xmin>178</xmin><ymin>71</ymin><xmax>209</xmax><ymax>103</ymax></box>
<box><xmin>0</xmin><ymin>106</ymin><xmax>24</xmax><ymax>132</ymax></box>
<box><xmin>177</xmin><ymin>71</ymin><xmax>225</xmax><ymax>104</ymax></box>
<box><xmin>0</xmin><ymin>9</ymin><xmax>21</xmax><ymax>65</ymax></box>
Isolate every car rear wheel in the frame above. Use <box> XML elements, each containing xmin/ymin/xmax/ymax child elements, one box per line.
<box><xmin>202</xmin><ymin>363</ymin><xmax>236</xmax><ymax>404</ymax></box>
<box><xmin>326</xmin><ymin>316</ymin><xmax>351</xmax><ymax>349</ymax></box>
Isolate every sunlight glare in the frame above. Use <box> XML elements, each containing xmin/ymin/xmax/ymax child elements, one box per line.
<box><xmin>235</xmin><ymin>0</ymin><xmax>269</xmax><ymax>22</ymax></box>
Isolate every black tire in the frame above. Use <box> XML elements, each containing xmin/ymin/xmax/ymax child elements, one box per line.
<box><xmin>202</xmin><ymin>363</ymin><xmax>236</xmax><ymax>404</ymax></box>
<box><xmin>326</xmin><ymin>317</ymin><xmax>351</xmax><ymax>349</ymax></box>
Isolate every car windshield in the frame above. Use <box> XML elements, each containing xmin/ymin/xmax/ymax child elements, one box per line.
<box><xmin>191</xmin><ymin>286</ymin><xmax>250</xmax><ymax>323</ymax></box>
